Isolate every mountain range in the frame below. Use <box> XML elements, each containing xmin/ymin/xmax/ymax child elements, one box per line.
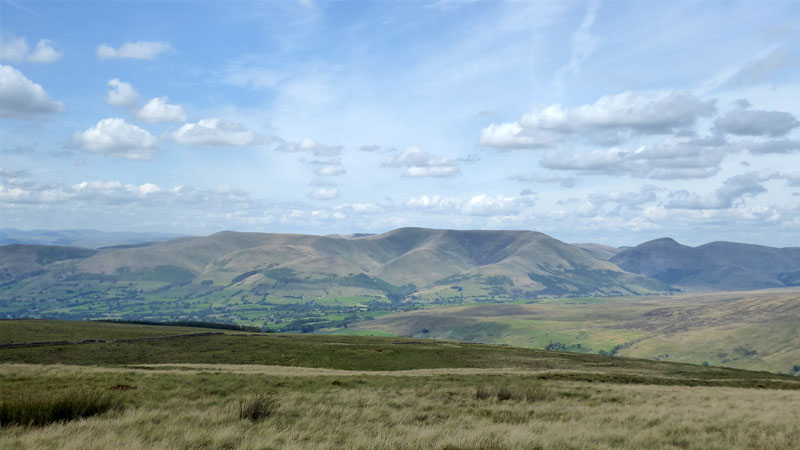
<box><xmin>1</xmin><ymin>228</ymin><xmax>799</xmax><ymax>325</ymax></box>
<box><xmin>610</xmin><ymin>238</ymin><xmax>800</xmax><ymax>290</ymax></box>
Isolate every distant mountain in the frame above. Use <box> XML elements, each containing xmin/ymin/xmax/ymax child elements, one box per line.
<box><xmin>573</xmin><ymin>243</ymin><xmax>620</xmax><ymax>260</ymax></box>
<box><xmin>0</xmin><ymin>228</ymin><xmax>671</xmax><ymax>321</ymax></box>
<box><xmin>0</xmin><ymin>228</ymin><xmax>185</xmax><ymax>249</ymax></box>
<box><xmin>610</xmin><ymin>238</ymin><xmax>800</xmax><ymax>290</ymax></box>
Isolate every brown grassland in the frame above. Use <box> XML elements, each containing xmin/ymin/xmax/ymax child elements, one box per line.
<box><xmin>1</xmin><ymin>321</ymin><xmax>799</xmax><ymax>449</ymax></box>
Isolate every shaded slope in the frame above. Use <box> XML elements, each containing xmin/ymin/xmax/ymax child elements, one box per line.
<box><xmin>611</xmin><ymin>238</ymin><xmax>800</xmax><ymax>290</ymax></box>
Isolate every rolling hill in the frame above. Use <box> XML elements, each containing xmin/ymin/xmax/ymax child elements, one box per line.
<box><xmin>610</xmin><ymin>238</ymin><xmax>800</xmax><ymax>290</ymax></box>
<box><xmin>0</xmin><ymin>228</ymin><xmax>672</xmax><ymax>326</ymax></box>
<box><xmin>348</xmin><ymin>288</ymin><xmax>800</xmax><ymax>373</ymax></box>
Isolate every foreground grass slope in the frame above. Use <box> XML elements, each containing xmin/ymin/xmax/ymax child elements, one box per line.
<box><xmin>1</xmin><ymin>321</ymin><xmax>799</xmax><ymax>449</ymax></box>
<box><xmin>350</xmin><ymin>289</ymin><xmax>800</xmax><ymax>374</ymax></box>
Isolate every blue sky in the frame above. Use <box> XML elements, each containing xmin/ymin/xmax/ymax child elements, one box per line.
<box><xmin>1</xmin><ymin>0</ymin><xmax>799</xmax><ymax>247</ymax></box>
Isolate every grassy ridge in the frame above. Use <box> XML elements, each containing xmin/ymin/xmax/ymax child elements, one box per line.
<box><xmin>350</xmin><ymin>289</ymin><xmax>800</xmax><ymax>373</ymax></box>
<box><xmin>0</xmin><ymin>321</ymin><xmax>797</xmax><ymax>390</ymax></box>
<box><xmin>0</xmin><ymin>319</ymin><xmax>229</xmax><ymax>344</ymax></box>
<box><xmin>1</xmin><ymin>321</ymin><xmax>799</xmax><ymax>449</ymax></box>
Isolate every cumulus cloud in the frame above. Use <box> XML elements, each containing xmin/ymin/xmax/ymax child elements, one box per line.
<box><xmin>588</xmin><ymin>187</ymin><xmax>659</xmax><ymax>207</ymax></box>
<box><xmin>540</xmin><ymin>136</ymin><xmax>730</xmax><ymax>179</ymax></box>
<box><xmin>0</xmin><ymin>34</ymin><xmax>62</xmax><ymax>63</ymax></box>
<box><xmin>666</xmin><ymin>171</ymin><xmax>780</xmax><ymax>210</ymax></box>
<box><xmin>137</xmin><ymin>96</ymin><xmax>187</xmax><ymax>123</ymax></box>
<box><xmin>73</xmin><ymin>180</ymin><xmax>161</xmax><ymax>197</ymax></box>
<box><xmin>461</xmin><ymin>194</ymin><xmax>534</xmax><ymax>216</ymax></box>
<box><xmin>97</xmin><ymin>41</ymin><xmax>172</xmax><ymax>60</ymax></box>
<box><xmin>105</xmin><ymin>78</ymin><xmax>139</xmax><ymax>108</ymax></box>
<box><xmin>508</xmin><ymin>172</ymin><xmax>577</xmax><ymax>188</ymax></box>
<box><xmin>309</xmin><ymin>188</ymin><xmax>339</xmax><ymax>200</ymax></box>
<box><xmin>275</xmin><ymin>137</ymin><xmax>343</xmax><ymax>156</ymax></box>
<box><xmin>0</xmin><ymin>64</ymin><xmax>64</xmax><ymax>118</ymax></box>
<box><xmin>714</xmin><ymin>106</ymin><xmax>799</xmax><ymax>137</ymax></box>
<box><xmin>307</xmin><ymin>157</ymin><xmax>346</xmax><ymax>176</ymax></box>
<box><xmin>171</xmin><ymin>119</ymin><xmax>255</xmax><ymax>147</ymax></box>
<box><xmin>405</xmin><ymin>193</ymin><xmax>534</xmax><ymax>216</ymax></box>
<box><xmin>744</xmin><ymin>139</ymin><xmax>800</xmax><ymax>154</ymax></box>
<box><xmin>479</xmin><ymin>90</ymin><xmax>716</xmax><ymax>149</ymax></box>
<box><xmin>358</xmin><ymin>144</ymin><xmax>396</xmax><ymax>153</ymax></box>
<box><xmin>405</xmin><ymin>195</ymin><xmax>460</xmax><ymax>211</ymax></box>
<box><xmin>382</xmin><ymin>147</ymin><xmax>463</xmax><ymax>177</ymax></box>
<box><xmin>71</xmin><ymin>118</ymin><xmax>157</xmax><ymax>160</ymax></box>
<box><xmin>478</xmin><ymin>122</ymin><xmax>561</xmax><ymax>149</ymax></box>
<box><xmin>28</xmin><ymin>39</ymin><xmax>62</xmax><ymax>63</ymax></box>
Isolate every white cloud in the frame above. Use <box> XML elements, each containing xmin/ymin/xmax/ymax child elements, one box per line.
<box><xmin>137</xmin><ymin>96</ymin><xmax>187</xmax><ymax>123</ymax></box>
<box><xmin>540</xmin><ymin>136</ymin><xmax>731</xmax><ymax>179</ymax></box>
<box><xmin>479</xmin><ymin>91</ymin><xmax>716</xmax><ymax>149</ymax></box>
<box><xmin>28</xmin><ymin>39</ymin><xmax>62</xmax><ymax>63</ymax></box>
<box><xmin>275</xmin><ymin>137</ymin><xmax>342</xmax><ymax>156</ymax></box>
<box><xmin>508</xmin><ymin>172</ymin><xmax>577</xmax><ymax>188</ymax></box>
<box><xmin>73</xmin><ymin>180</ymin><xmax>161</xmax><ymax>197</ymax></box>
<box><xmin>0</xmin><ymin>34</ymin><xmax>62</xmax><ymax>63</ymax></box>
<box><xmin>743</xmin><ymin>139</ymin><xmax>800</xmax><ymax>154</ymax></box>
<box><xmin>478</xmin><ymin>122</ymin><xmax>560</xmax><ymax>150</ymax></box>
<box><xmin>0</xmin><ymin>64</ymin><xmax>63</xmax><ymax>118</ymax></box>
<box><xmin>171</xmin><ymin>119</ymin><xmax>256</xmax><ymax>147</ymax></box>
<box><xmin>97</xmin><ymin>41</ymin><xmax>172</xmax><ymax>60</ymax></box>
<box><xmin>405</xmin><ymin>195</ymin><xmax>460</xmax><ymax>211</ymax></box>
<box><xmin>71</xmin><ymin>118</ymin><xmax>157</xmax><ymax>160</ymax></box>
<box><xmin>666</xmin><ymin>171</ymin><xmax>780</xmax><ymax>210</ymax></box>
<box><xmin>105</xmin><ymin>78</ymin><xmax>139</xmax><ymax>108</ymax></box>
<box><xmin>461</xmin><ymin>194</ymin><xmax>533</xmax><ymax>216</ymax></box>
<box><xmin>310</xmin><ymin>188</ymin><xmax>339</xmax><ymax>200</ymax></box>
<box><xmin>405</xmin><ymin>193</ymin><xmax>534</xmax><ymax>217</ymax></box>
<box><xmin>310</xmin><ymin>158</ymin><xmax>346</xmax><ymax>176</ymax></box>
<box><xmin>382</xmin><ymin>147</ymin><xmax>462</xmax><ymax>177</ymax></box>
<box><xmin>714</xmin><ymin>107</ymin><xmax>799</xmax><ymax>137</ymax></box>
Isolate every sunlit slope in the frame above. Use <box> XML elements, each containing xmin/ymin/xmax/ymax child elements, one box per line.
<box><xmin>1</xmin><ymin>319</ymin><xmax>798</xmax><ymax>388</ymax></box>
<box><xmin>0</xmin><ymin>228</ymin><xmax>671</xmax><ymax>304</ymax></box>
<box><xmin>350</xmin><ymin>289</ymin><xmax>800</xmax><ymax>374</ymax></box>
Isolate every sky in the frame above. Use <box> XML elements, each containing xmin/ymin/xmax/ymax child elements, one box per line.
<box><xmin>1</xmin><ymin>0</ymin><xmax>799</xmax><ymax>247</ymax></box>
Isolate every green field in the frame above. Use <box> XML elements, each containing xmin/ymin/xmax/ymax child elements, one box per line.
<box><xmin>1</xmin><ymin>320</ymin><xmax>799</xmax><ymax>449</ymax></box>
<box><xmin>350</xmin><ymin>289</ymin><xmax>800</xmax><ymax>374</ymax></box>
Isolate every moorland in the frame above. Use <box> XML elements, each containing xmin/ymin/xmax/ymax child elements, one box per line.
<box><xmin>1</xmin><ymin>320</ymin><xmax>799</xmax><ymax>449</ymax></box>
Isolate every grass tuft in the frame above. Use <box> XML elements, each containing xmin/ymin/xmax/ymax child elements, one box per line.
<box><xmin>476</xmin><ymin>384</ymin><xmax>555</xmax><ymax>402</ymax></box>
<box><xmin>0</xmin><ymin>390</ymin><xmax>118</xmax><ymax>427</ymax></box>
<box><xmin>238</xmin><ymin>394</ymin><xmax>278</xmax><ymax>421</ymax></box>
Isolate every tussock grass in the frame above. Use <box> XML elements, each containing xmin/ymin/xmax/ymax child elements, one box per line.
<box><xmin>2</xmin><ymin>364</ymin><xmax>799</xmax><ymax>449</ymax></box>
<box><xmin>0</xmin><ymin>390</ymin><xmax>118</xmax><ymax>427</ymax></box>
<box><xmin>238</xmin><ymin>394</ymin><xmax>277</xmax><ymax>421</ymax></box>
<box><xmin>476</xmin><ymin>383</ymin><xmax>556</xmax><ymax>402</ymax></box>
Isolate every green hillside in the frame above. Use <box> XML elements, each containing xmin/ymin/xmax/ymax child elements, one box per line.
<box><xmin>0</xmin><ymin>228</ymin><xmax>671</xmax><ymax>330</ymax></box>
<box><xmin>350</xmin><ymin>289</ymin><xmax>800</xmax><ymax>374</ymax></box>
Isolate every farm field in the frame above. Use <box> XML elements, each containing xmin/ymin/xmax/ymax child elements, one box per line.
<box><xmin>1</xmin><ymin>320</ymin><xmax>799</xmax><ymax>449</ymax></box>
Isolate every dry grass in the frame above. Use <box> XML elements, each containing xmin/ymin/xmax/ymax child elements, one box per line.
<box><xmin>1</xmin><ymin>364</ymin><xmax>799</xmax><ymax>449</ymax></box>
